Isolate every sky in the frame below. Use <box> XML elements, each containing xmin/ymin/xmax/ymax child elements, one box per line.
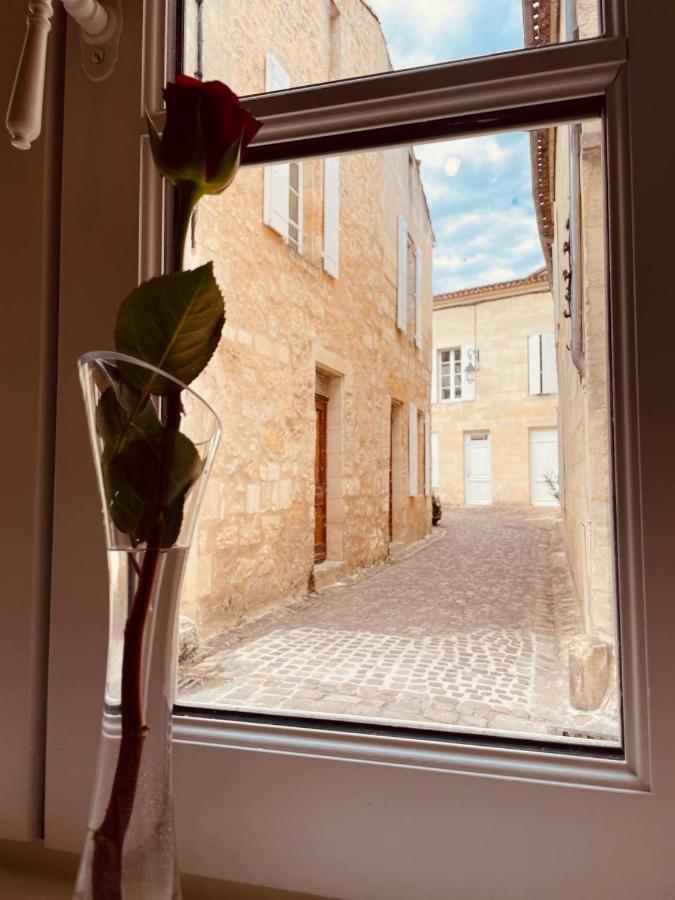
<box><xmin>366</xmin><ymin>0</ymin><xmax>545</xmax><ymax>293</ymax></box>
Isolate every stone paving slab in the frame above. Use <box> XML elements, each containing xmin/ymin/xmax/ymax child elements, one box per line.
<box><xmin>180</xmin><ymin>507</ymin><xmax>620</xmax><ymax>744</ymax></box>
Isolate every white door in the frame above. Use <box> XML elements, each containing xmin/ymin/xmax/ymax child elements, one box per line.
<box><xmin>530</xmin><ymin>428</ymin><xmax>559</xmax><ymax>506</ymax></box>
<box><xmin>464</xmin><ymin>431</ymin><xmax>492</xmax><ymax>505</ymax></box>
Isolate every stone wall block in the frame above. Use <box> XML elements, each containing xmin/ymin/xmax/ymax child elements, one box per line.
<box><xmin>568</xmin><ymin>635</ymin><xmax>611</xmax><ymax>710</ymax></box>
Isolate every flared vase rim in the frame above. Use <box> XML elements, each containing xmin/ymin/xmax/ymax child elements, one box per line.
<box><xmin>79</xmin><ymin>349</ymin><xmax>222</xmax><ymax>441</ymax></box>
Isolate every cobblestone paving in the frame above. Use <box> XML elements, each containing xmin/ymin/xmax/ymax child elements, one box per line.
<box><xmin>180</xmin><ymin>507</ymin><xmax>620</xmax><ymax>743</ymax></box>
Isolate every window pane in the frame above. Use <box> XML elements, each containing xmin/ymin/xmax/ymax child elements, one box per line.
<box><xmin>176</xmin><ymin>121</ymin><xmax>620</xmax><ymax>750</ymax></box>
<box><xmin>181</xmin><ymin>0</ymin><xmax>601</xmax><ymax>96</ymax></box>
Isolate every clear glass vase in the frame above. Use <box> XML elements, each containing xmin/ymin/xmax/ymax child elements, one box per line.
<box><xmin>74</xmin><ymin>351</ymin><xmax>221</xmax><ymax>900</ymax></box>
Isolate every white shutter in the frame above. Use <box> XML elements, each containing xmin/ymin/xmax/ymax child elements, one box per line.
<box><xmin>431</xmin><ymin>432</ymin><xmax>440</xmax><ymax>489</ymax></box>
<box><xmin>397</xmin><ymin>216</ymin><xmax>408</xmax><ymax>331</ymax></box>
<box><xmin>541</xmin><ymin>331</ymin><xmax>558</xmax><ymax>394</ymax></box>
<box><xmin>323</xmin><ymin>157</ymin><xmax>340</xmax><ymax>277</ymax></box>
<box><xmin>528</xmin><ymin>334</ymin><xmax>542</xmax><ymax>395</ymax></box>
<box><xmin>414</xmin><ymin>246</ymin><xmax>423</xmax><ymax>348</ymax></box>
<box><xmin>424</xmin><ymin>413</ymin><xmax>431</xmax><ymax>495</ymax></box>
<box><xmin>408</xmin><ymin>403</ymin><xmax>418</xmax><ymax>497</ymax></box>
<box><xmin>263</xmin><ymin>55</ymin><xmax>291</xmax><ymax>238</ymax></box>
<box><xmin>295</xmin><ymin>162</ymin><xmax>304</xmax><ymax>254</ymax></box>
<box><xmin>461</xmin><ymin>344</ymin><xmax>475</xmax><ymax>401</ymax></box>
<box><xmin>431</xmin><ymin>347</ymin><xmax>438</xmax><ymax>403</ymax></box>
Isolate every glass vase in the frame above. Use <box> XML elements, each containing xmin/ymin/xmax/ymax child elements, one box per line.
<box><xmin>74</xmin><ymin>351</ymin><xmax>221</xmax><ymax>900</ymax></box>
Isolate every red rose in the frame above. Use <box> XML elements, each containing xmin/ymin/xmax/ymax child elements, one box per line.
<box><xmin>147</xmin><ymin>75</ymin><xmax>262</xmax><ymax>195</ymax></box>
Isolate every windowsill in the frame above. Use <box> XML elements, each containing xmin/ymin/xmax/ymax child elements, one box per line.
<box><xmin>0</xmin><ymin>841</ymin><xmax>324</xmax><ymax>900</ymax></box>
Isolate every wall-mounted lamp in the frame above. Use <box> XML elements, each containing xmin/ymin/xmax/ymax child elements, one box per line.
<box><xmin>464</xmin><ymin>347</ymin><xmax>479</xmax><ymax>383</ymax></box>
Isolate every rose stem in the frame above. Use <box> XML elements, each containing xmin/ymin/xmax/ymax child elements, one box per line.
<box><xmin>91</xmin><ymin>535</ymin><xmax>162</xmax><ymax>899</ymax></box>
<box><xmin>90</xmin><ymin>182</ymin><xmax>195</xmax><ymax>897</ymax></box>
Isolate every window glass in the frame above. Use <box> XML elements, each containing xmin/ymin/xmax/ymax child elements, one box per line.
<box><xmin>181</xmin><ymin>0</ymin><xmax>601</xmax><ymax>97</ymax></box>
<box><xmin>176</xmin><ymin>121</ymin><xmax>621</xmax><ymax>750</ymax></box>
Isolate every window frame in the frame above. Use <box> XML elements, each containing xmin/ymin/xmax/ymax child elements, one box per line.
<box><xmin>163</xmin><ymin>14</ymin><xmax>645</xmax><ymax>791</ymax></box>
<box><xmin>166</xmin><ymin>10</ymin><xmax>648</xmax><ymax>791</ymax></box>
<box><xmin>438</xmin><ymin>347</ymin><xmax>463</xmax><ymax>402</ymax></box>
<box><xmin>41</xmin><ymin>1</ymin><xmax>665</xmax><ymax>874</ymax></box>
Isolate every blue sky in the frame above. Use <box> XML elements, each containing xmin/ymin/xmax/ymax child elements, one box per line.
<box><xmin>367</xmin><ymin>0</ymin><xmax>545</xmax><ymax>293</ymax></box>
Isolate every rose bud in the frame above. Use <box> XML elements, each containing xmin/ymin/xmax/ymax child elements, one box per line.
<box><xmin>146</xmin><ymin>75</ymin><xmax>262</xmax><ymax>196</ymax></box>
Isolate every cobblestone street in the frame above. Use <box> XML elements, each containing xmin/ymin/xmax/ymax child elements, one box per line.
<box><xmin>179</xmin><ymin>507</ymin><xmax>620</xmax><ymax>743</ymax></box>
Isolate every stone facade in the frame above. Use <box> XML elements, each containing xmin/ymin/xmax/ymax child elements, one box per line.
<box><xmin>549</xmin><ymin>119</ymin><xmax>613</xmax><ymax>639</ymax></box>
<box><xmin>526</xmin><ymin>0</ymin><xmax>614</xmax><ymax>641</ymax></box>
<box><xmin>180</xmin><ymin>0</ymin><xmax>433</xmax><ymax>638</ymax></box>
<box><xmin>432</xmin><ymin>271</ymin><xmax>558</xmax><ymax>507</ymax></box>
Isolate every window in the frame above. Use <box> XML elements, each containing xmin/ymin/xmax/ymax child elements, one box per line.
<box><xmin>399</xmin><ymin>226</ymin><xmax>423</xmax><ymax>345</ymax></box>
<box><xmin>36</xmin><ymin>0</ymin><xmax>672</xmax><ymax>895</ymax></box>
<box><xmin>406</xmin><ymin>236</ymin><xmax>416</xmax><ymax>334</ymax></box>
<box><xmin>528</xmin><ymin>332</ymin><xmax>558</xmax><ymax>395</ymax></box>
<box><xmin>396</xmin><ymin>215</ymin><xmax>408</xmax><ymax>331</ymax></box>
<box><xmin>322</xmin><ymin>156</ymin><xmax>340</xmax><ymax>277</ymax></box>
<box><xmin>187</xmin><ymin>0</ymin><xmax>602</xmax><ymax>97</ymax></box>
<box><xmin>439</xmin><ymin>348</ymin><xmax>462</xmax><ymax>401</ymax></box>
<box><xmin>263</xmin><ymin>54</ymin><xmax>303</xmax><ymax>252</ymax></box>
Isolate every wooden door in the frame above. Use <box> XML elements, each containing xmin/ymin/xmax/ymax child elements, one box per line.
<box><xmin>314</xmin><ymin>394</ymin><xmax>328</xmax><ymax>563</ymax></box>
<box><xmin>389</xmin><ymin>404</ymin><xmax>394</xmax><ymax>541</ymax></box>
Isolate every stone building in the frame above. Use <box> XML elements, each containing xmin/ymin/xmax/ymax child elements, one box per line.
<box><xmin>525</xmin><ymin>0</ymin><xmax>614</xmax><ymax>651</ymax></box>
<box><xmin>431</xmin><ymin>269</ymin><xmax>559</xmax><ymax>508</ymax></box>
<box><xmin>180</xmin><ymin>0</ymin><xmax>434</xmax><ymax>637</ymax></box>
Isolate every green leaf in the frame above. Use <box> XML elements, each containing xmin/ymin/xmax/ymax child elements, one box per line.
<box><xmin>98</xmin><ymin>389</ymin><xmax>204</xmax><ymax>545</ymax></box>
<box><xmin>114</xmin><ymin>263</ymin><xmax>225</xmax><ymax>396</ymax></box>
<box><xmin>96</xmin><ymin>384</ymin><xmax>160</xmax><ymax>455</ymax></box>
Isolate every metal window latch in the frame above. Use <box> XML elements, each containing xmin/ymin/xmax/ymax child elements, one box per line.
<box><xmin>6</xmin><ymin>0</ymin><xmax>123</xmax><ymax>150</ymax></box>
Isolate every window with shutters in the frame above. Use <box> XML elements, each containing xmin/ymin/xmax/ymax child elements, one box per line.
<box><xmin>396</xmin><ymin>215</ymin><xmax>408</xmax><ymax>331</ymax></box>
<box><xmin>323</xmin><ymin>156</ymin><xmax>340</xmax><ymax>277</ymax></box>
<box><xmin>263</xmin><ymin>54</ymin><xmax>303</xmax><ymax>252</ymax></box>
<box><xmin>406</xmin><ymin>236</ymin><xmax>416</xmax><ymax>334</ymax></box>
<box><xmin>528</xmin><ymin>332</ymin><xmax>558</xmax><ymax>395</ymax></box>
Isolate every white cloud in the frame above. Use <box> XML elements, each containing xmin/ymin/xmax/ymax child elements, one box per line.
<box><xmin>365</xmin><ymin>2</ymin><xmax>541</xmax><ymax>293</ymax></box>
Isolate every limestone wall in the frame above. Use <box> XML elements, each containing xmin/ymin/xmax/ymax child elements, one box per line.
<box><xmin>551</xmin><ymin>119</ymin><xmax>614</xmax><ymax>639</ymax></box>
<box><xmin>432</xmin><ymin>285</ymin><xmax>558</xmax><ymax>506</ymax></box>
<box><xmin>180</xmin><ymin>0</ymin><xmax>433</xmax><ymax>637</ymax></box>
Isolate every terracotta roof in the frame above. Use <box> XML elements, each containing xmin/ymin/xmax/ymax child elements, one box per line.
<box><xmin>433</xmin><ymin>267</ymin><xmax>550</xmax><ymax>308</ymax></box>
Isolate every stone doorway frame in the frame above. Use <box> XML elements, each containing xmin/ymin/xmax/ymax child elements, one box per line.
<box><xmin>313</xmin><ymin>347</ymin><xmax>347</xmax><ymax>568</ymax></box>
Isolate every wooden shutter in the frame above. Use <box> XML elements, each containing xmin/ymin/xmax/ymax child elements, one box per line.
<box><xmin>424</xmin><ymin>413</ymin><xmax>431</xmax><ymax>495</ymax></box>
<box><xmin>541</xmin><ymin>331</ymin><xmax>558</xmax><ymax>394</ymax></box>
<box><xmin>408</xmin><ymin>402</ymin><xmax>418</xmax><ymax>496</ymax></box>
<box><xmin>397</xmin><ymin>216</ymin><xmax>408</xmax><ymax>331</ymax></box>
<box><xmin>528</xmin><ymin>334</ymin><xmax>542</xmax><ymax>395</ymax></box>
<box><xmin>323</xmin><ymin>157</ymin><xmax>340</xmax><ymax>277</ymax></box>
<box><xmin>431</xmin><ymin>432</ymin><xmax>439</xmax><ymax>489</ymax></box>
<box><xmin>263</xmin><ymin>54</ymin><xmax>291</xmax><ymax>238</ymax></box>
<box><xmin>461</xmin><ymin>344</ymin><xmax>476</xmax><ymax>401</ymax></box>
<box><xmin>414</xmin><ymin>245</ymin><xmax>423</xmax><ymax>348</ymax></box>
